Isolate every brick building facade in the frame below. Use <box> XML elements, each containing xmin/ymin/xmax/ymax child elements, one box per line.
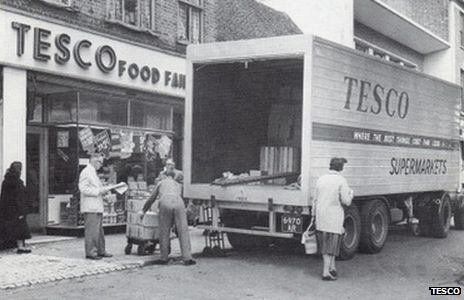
<box><xmin>0</xmin><ymin>0</ymin><xmax>219</xmax><ymax>233</ymax></box>
<box><xmin>0</xmin><ymin>0</ymin><xmax>217</xmax><ymax>53</ymax></box>
<box><xmin>0</xmin><ymin>0</ymin><xmax>301</xmax><ymax>235</ymax></box>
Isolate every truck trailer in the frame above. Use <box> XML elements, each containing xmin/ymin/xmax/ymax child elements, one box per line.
<box><xmin>184</xmin><ymin>35</ymin><xmax>464</xmax><ymax>259</ymax></box>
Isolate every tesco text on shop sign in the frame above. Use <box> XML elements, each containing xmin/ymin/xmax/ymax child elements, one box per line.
<box><xmin>11</xmin><ymin>21</ymin><xmax>185</xmax><ymax>89</ymax></box>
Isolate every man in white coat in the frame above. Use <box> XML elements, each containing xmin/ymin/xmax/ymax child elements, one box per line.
<box><xmin>79</xmin><ymin>154</ymin><xmax>112</xmax><ymax>260</ymax></box>
<box><xmin>313</xmin><ymin>157</ymin><xmax>353</xmax><ymax>281</ymax></box>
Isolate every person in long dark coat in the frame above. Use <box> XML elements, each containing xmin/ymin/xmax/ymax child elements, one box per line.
<box><xmin>0</xmin><ymin>161</ymin><xmax>32</xmax><ymax>253</ymax></box>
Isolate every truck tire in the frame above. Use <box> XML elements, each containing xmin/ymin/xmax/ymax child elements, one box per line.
<box><xmin>430</xmin><ymin>195</ymin><xmax>451</xmax><ymax>238</ymax></box>
<box><xmin>454</xmin><ymin>205</ymin><xmax>464</xmax><ymax>230</ymax></box>
<box><xmin>418</xmin><ymin>221</ymin><xmax>431</xmax><ymax>237</ymax></box>
<box><xmin>359</xmin><ymin>200</ymin><xmax>389</xmax><ymax>254</ymax></box>
<box><xmin>338</xmin><ymin>205</ymin><xmax>361</xmax><ymax>261</ymax></box>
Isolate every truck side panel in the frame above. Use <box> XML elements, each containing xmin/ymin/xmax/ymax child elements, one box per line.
<box><xmin>308</xmin><ymin>40</ymin><xmax>461</xmax><ymax>199</ymax></box>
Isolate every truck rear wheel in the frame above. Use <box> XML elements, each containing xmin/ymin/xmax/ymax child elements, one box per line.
<box><xmin>338</xmin><ymin>205</ymin><xmax>361</xmax><ymax>261</ymax></box>
<box><xmin>454</xmin><ymin>204</ymin><xmax>464</xmax><ymax>230</ymax></box>
<box><xmin>430</xmin><ymin>195</ymin><xmax>451</xmax><ymax>238</ymax></box>
<box><xmin>359</xmin><ymin>200</ymin><xmax>389</xmax><ymax>254</ymax></box>
<box><xmin>418</xmin><ymin>221</ymin><xmax>430</xmax><ymax>236</ymax></box>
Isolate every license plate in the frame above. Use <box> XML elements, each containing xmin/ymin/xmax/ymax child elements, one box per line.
<box><xmin>281</xmin><ymin>214</ymin><xmax>303</xmax><ymax>233</ymax></box>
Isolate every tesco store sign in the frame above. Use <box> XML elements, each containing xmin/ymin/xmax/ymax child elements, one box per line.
<box><xmin>0</xmin><ymin>10</ymin><xmax>186</xmax><ymax>97</ymax></box>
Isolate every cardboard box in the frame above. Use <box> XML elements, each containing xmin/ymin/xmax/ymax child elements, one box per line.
<box><xmin>127</xmin><ymin>199</ymin><xmax>149</xmax><ymax>212</ymax></box>
<box><xmin>127</xmin><ymin>211</ymin><xmax>140</xmax><ymax>224</ymax></box>
<box><xmin>126</xmin><ymin>223</ymin><xmax>159</xmax><ymax>240</ymax></box>
<box><xmin>128</xmin><ymin>181</ymin><xmax>138</xmax><ymax>190</ymax></box>
<box><xmin>137</xmin><ymin>181</ymin><xmax>147</xmax><ymax>191</ymax></box>
<box><xmin>127</xmin><ymin>211</ymin><xmax>158</xmax><ymax>227</ymax></box>
<box><xmin>126</xmin><ymin>223</ymin><xmax>138</xmax><ymax>237</ymax></box>
<box><xmin>137</xmin><ymin>225</ymin><xmax>158</xmax><ymax>240</ymax></box>
<box><xmin>142</xmin><ymin>212</ymin><xmax>159</xmax><ymax>227</ymax></box>
<box><xmin>250</xmin><ymin>170</ymin><xmax>265</xmax><ymax>177</ymax></box>
<box><xmin>117</xmin><ymin>212</ymin><xmax>126</xmax><ymax>223</ymax></box>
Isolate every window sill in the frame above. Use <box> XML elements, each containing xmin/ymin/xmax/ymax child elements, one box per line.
<box><xmin>179</xmin><ymin>0</ymin><xmax>203</xmax><ymax>9</ymax></box>
<box><xmin>177</xmin><ymin>39</ymin><xmax>190</xmax><ymax>46</ymax></box>
<box><xmin>39</xmin><ymin>1</ymin><xmax>79</xmax><ymax>12</ymax></box>
<box><xmin>105</xmin><ymin>19</ymin><xmax>160</xmax><ymax>37</ymax></box>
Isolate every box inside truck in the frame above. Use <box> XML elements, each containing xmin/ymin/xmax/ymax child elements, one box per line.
<box><xmin>191</xmin><ymin>58</ymin><xmax>304</xmax><ymax>185</ymax></box>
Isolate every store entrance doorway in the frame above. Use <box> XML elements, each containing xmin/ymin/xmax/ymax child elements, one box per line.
<box><xmin>26</xmin><ymin>127</ymin><xmax>48</xmax><ymax>232</ymax></box>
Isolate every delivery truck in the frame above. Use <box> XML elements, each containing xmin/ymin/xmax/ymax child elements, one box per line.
<box><xmin>183</xmin><ymin>35</ymin><xmax>464</xmax><ymax>259</ymax></box>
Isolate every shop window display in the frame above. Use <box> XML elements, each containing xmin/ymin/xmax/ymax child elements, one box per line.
<box><xmin>26</xmin><ymin>75</ymin><xmax>180</xmax><ymax>230</ymax></box>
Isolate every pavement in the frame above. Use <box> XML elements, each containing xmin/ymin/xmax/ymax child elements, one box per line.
<box><xmin>0</xmin><ymin>226</ymin><xmax>208</xmax><ymax>291</ymax></box>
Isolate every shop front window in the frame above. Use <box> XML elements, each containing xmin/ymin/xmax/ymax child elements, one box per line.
<box><xmin>130</xmin><ymin>100</ymin><xmax>172</xmax><ymax>130</ymax></box>
<box><xmin>79</xmin><ymin>92</ymin><xmax>128</xmax><ymax>126</ymax></box>
<box><xmin>0</xmin><ymin>67</ymin><xmax>3</xmax><ymax>100</ymax></box>
<box><xmin>27</xmin><ymin>95</ymin><xmax>44</xmax><ymax>123</ymax></box>
<box><xmin>0</xmin><ymin>68</ymin><xmax>3</xmax><ymax>178</ymax></box>
<box><xmin>48</xmin><ymin>127</ymin><xmax>79</xmax><ymax>194</ymax></box>
<box><xmin>27</xmin><ymin>74</ymin><xmax>180</xmax><ymax>229</ymax></box>
<box><xmin>47</xmin><ymin>91</ymin><xmax>78</xmax><ymax>124</ymax></box>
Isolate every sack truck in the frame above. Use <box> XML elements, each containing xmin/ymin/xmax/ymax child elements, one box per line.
<box><xmin>183</xmin><ymin>35</ymin><xmax>464</xmax><ymax>259</ymax></box>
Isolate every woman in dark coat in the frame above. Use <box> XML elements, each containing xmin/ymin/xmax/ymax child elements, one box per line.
<box><xmin>0</xmin><ymin>161</ymin><xmax>32</xmax><ymax>253</ymax></box>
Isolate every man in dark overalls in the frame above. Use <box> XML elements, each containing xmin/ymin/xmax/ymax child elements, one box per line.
<box><xmin>141</xmin><ymin>170</ymin><xmax>195</xmax><ymax>266</ymax></box>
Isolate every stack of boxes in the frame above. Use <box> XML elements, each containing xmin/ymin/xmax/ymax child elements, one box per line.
<box><xmin>260</xmin><ymin>146</ymin><xmax>300</xmax><ymax>184</ymax></box>
<box><xmin>60</xmin><ymin>194</ymin><xmax>82</xmax><ymax>226</ymax></box>
<box><xmin>100</xmin><ymin>166</ymin><xmax>126</xmax><ymax>225</ymax></box>
<box><xmin>125</xmin><ymin>177</ymin><xmax>159</xmax><ymax>240</ymax></box>
<box><xmin>103</xmin><ymin>194</ymin><xmax>118</xmax><ymax>224</ymax></box>
<box><xmin>126</xmin><ymin>206</ymin><xmax>159</xmax><ymax>240</ymax></box>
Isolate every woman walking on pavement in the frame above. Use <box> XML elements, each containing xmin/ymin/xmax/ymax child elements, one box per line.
<box><xmin>0</xmin><ymin>161</ymin><xmax>32</xmax><ymax>253</ymax></box>
<box><xmin>313</xmin><ymin>157</ymin><xmax>353</xmax><ymax>281</ymax></box>
<box><xmin>141</xmin><ymin>170</ymin><xmax>196</xmax><ymax>266</ymax></box>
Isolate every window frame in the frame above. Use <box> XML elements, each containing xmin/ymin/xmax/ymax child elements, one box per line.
<box><xmin>106</xmin><ymin>0</ymin><xmax>158</xmax><ymax>35</ymax></box>
<box><xmin>39</xmin><ymin>0</ymin><xmax>76</xmax><ymax>11</ymax></box>
<box><xmin>354</xmin><ymin>37</ymin><xmax>417</xmax><ymax>70</ymax></box>
<box><xmin>460</xmin><ymin>70</ymin><xmax>464</xmax><ymax>113</ymax></box>
<box><xmin>128</xmin><ymin>99</ymin><xmax>173</xmax><ymax>131</ymax></box>
<box><xmin>177</xmin><ymin>0</ymin><xmax>204</xmax><ymax>44</ymax></box>
<box><xmin>460</xmin><ymin>12</ymin><xmax>464</xmax><ymax>48</ymax></box>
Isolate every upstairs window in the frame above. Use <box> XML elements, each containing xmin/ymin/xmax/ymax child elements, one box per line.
<box><xmin>354</xmin><ymin>38</ymin><xmax>417</xmax><ymax>70</ymax></box>
<box><xmin>178</xmin><ymin>0</ymin><xmax>203</xmax><ymax>44</ymax></box>
<box><xmin>107</xmin><ymin>0</ymin><xmax>156</xmax><ymax>32</ymax></box>
<box><xmin>39</xmin><ymin>0</ymin><xmax>74</xmax><ymax>10</ymax></box>
<box><xmin>460</xmin><ymin>12</ymin><xmax>464</xmax><ymax>48</ymax></box>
